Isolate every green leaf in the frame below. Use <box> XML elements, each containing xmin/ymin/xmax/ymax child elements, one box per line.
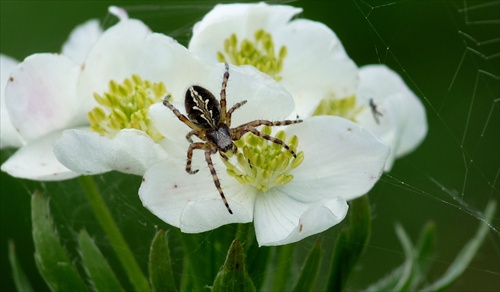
<box><xmin>78</xmin><ymin>230</ymin><xmax>124</xmax><ymax>291</ymax></box>
<box><xmin>422</xmin><ymin>200</ymin><xmax>497</xmax><ymax>291</ymax></box>
<box><xmin>31</xmin><ymin>190</ymin><xmax>88</xmax><ymax>291</ymax></box>
<box><xmin>236</xmin><ymin>223</ymin><xmax>271</xmax><ymax>290</ymax></box>
<box><xmin>292</xmin><ymin>240</ymin><xmax>322</xmax><ymax>292</ymax></box>
<box><xmin>392</xmin><ymin>224</ymin><xmax>416</xmax><ymax>291</ymax></box>
<box><xmin>212</xmin><ymin>238</ymin><xmax>256</xmax><ymax>292</ymax></box>
<box><xmin>244</xmin><ymin>243</ymin><xmax>271</xmax><ymax>290</ymax></box>
<box><xmin>409</xmin><ymin>222</ymin><xmax>436</xmax><ymax>290</ymax></box>
<box><xmin>327</xmin><ymin>195</ymin><xmax>371</xmax><ymax>291</ymax></box>
<box><xmin>149</xmin><ymin>229</ymin><xmax>177</xmax><ymax>292</ymax></box>
<box><xmin>365</xmin><ymin>264</ymin><xmax>405</xmax><ymax>291</ymax></box>
<box><xmin>365</xmin><ymin>222</ymin><xmax>436</xmax><ymax>292</ymax></box>
<box><xmin>179</xmin><ymin>232</ymin><xmax>215</xmax><ymax>289</ymax></box>
<box><xmin>8</xmin><ymin>241</ymin><xmax>34</xmax><ymax>292</ymax></box>
<box><xmin>178</xmin><ymin>226</ymin><xmax>234</xmax><ymax>290</ymax></box>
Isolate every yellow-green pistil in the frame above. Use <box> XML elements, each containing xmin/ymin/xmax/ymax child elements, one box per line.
<box><xmin>88</xmin><ymin>75</ymin><xmax>167</xmax><ymax>141</ymax></box>
<box><xmin>313</xmin><ymin>95</ymin><xmax>364</xmax><ymax>122</ymax></box>
<box><xmin>223</xmin><ymin>126</ymin><xmax>304</xmax><ymax>192</ymax></box>
<box><xmin>217</xmin><ymin>29</ymin><xmax>287</xmax><ymax>81</ymax></box>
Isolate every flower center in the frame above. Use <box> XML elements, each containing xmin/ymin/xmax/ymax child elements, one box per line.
<box><xmin>313</xmin><ymin>95</ymin><xmax>364</xmax><ymax>122</ymax></box>
<box><xmin>88</xmin><ymin>75</ymin><xmax>167</xmax><ymax>141</ymax></box>
<box><xmin>223</xmin><ymin>126</ymin><xmax>304</xmax><ymax>193</ymax></box>
<box><xmin>217</xmin><ymin>29</ymin><xmax>287</xmax><ymax>81</ymax></box>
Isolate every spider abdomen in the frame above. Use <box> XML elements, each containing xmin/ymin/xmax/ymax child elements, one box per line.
<box><xmin>206</xmin><ymin>124</ymin><xmax>233</xmax><ymax>152</ymax></box>
<box><xmin>185</xmin><ymin>85</ymin><xmax>221</xmax><ymax>128</ymax></box>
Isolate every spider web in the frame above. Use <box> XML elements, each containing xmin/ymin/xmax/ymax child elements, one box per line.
<box><xmin>338</xmin><ymin>0</ymin><xmax>500</xmax><ymax>290</ymax></box>
<box><xmin>0</xmin><ymin>0</ymin><xmax>498</xmax><ymax>291</ymax></box>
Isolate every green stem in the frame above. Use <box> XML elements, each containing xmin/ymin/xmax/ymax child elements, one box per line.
<box><xmin>79</xmin><ymin>175</ymin><xmax>150</xmax><ymax>291</ymax></box>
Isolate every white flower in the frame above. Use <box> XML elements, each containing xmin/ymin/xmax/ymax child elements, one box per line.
<box><xmin>53</xmin><ymin>11</ymin><xmax>295</xmax><ymax>177</ymax></box>
<box><xmin>1</xmin><ymin>54</ymin><xmax>22</xmax><ymax>149</ymax></box>
<box><xmin>315</xmin><ymin>65</ymin><xmax>428</xmax><ymax>170</ymax></box>
<box><xmin>189</xmin><ymin>3</ymin><xmax>428</xmax><ymax>171</ymax></box>
<box><xmin>1</xmin><ymin>20</ymin><xmax>102</xmax><ymax>150</ymax></box>
<box><xmin>139</xmin><ymin>115</ymin><xmax>389</xmax><ymax>246</ymax></box>
<box><xmin>52</xmin><ymin>17</ymin><xmax>165</xmax><ymax>176</ymax></box>
<box><xmin>188</xmin><ymin>2</ymin><xmax>358</xmax><ymax>118</ymax></box>
<box><xmin>1</xmin><ymin>15</ymin><xmax>104</xmax><ymax>180</ymax></box>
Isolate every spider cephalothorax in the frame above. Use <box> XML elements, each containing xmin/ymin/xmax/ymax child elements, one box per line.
<box><xmin>163</xmin><ymin>63</ymin><xmax>302</xmax><ymax>214</ymax></box>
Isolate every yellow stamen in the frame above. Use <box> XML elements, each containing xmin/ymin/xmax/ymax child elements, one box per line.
<box><xmin>218</xmin><ymin>30</ymin><xmax>287</xmax><ymax>81</ymax></box>
<box><xmin>224</xmin><ymin>126</ymin><xmax>303</xmax><ymax>192</ymax></box>
<box><xmin>88</xmin><ymin>75</ymin><xmax>167</xmax><ymax>141</ymax></box>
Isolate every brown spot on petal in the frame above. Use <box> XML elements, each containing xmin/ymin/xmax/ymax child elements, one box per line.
<box><xmin>347</xmin><ymin>127</ymin><xmax>352</xmax><ymax>132</ymax></box>
<box><xmin>9</xmin><ymin>77</ymin><xmax>14</xmax><ymax>82</ymax></box>
<box><xmin>299</xmin><ymin>223</ymin><xmax>303</xmax><ymax>232</ymax></box>
<box><xmin>173</xmin><ymin>184</ymin><xmax>178</xmax><ymax>188</ymax></box>
<box><xmin>142</xmin><ymin>177</ymin><xmax>146</xmax><ymax>182</ymax></box>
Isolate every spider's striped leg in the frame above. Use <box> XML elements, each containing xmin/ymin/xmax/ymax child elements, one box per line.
<box><xmin>219</xmin><ymin>151</ymin><xmax>230</xmax><ymax>161</ymax></box>
<box><xmin>186</xmin><ymin>130</ymin><xmax>204</xmax><ymax>143</ymax></box>
<box><xmin>237</xmin><ymin>119</ymin><xmax>303</xmax><ymax>129</ymax></box>
<box><xmin>226</xmin><ymin>100</ymin><xmax>247</xmax><ymax>127</ymax></box>
<box><xmin>204</xmin><ymin>148</ymin><xmax>233</xmax><ymax>214</ymax></box>
<box><xmin>232</xmin><ymin>126</ymin><xmax>298</xmax><ymax>158</ymax></box>
<box><xmin>186</xmin><ymin>142</ymin><xmax>209</xmax><ymax>174</ymax></box>
<box><xmin>163</xmin><ymin>96</ymin><xmax>203</xmax><ymax>131</ymax></box>
<box><xmin>220</xmin><ymin>62</ymin><xmax>230</xmax><ymax>123</ymax></box>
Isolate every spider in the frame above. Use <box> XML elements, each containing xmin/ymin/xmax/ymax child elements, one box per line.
<box><xmin>162</xmin><ymin>63</ymin><xmax>302</xmax><ymax>214</ymax></box>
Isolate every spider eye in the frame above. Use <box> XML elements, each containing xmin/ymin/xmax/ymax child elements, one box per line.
<box><xmin>185</xmin><ymin>85</ymin><xmax>221</xmax><ymax>128</ymax></box>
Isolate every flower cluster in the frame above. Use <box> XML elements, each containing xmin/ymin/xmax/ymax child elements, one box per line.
<box><xmin>1</xmin><ymin>3</ymin><xmax>427</xmax><ymax>246</ymax></box>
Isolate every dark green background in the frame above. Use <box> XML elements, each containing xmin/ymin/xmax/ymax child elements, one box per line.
<box><xmin>1</xmin><ymin>1</ymin><xmax>499</xmax><ymax>291</ymax></box>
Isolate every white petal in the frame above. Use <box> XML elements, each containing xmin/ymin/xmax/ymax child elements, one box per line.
<box><xmin>148</xmin><ymin>103</ymin><xmax>191</xmax><ymax>149</ymax></box>
<box><xmin>254</xmin><ymin>191</ymin><xmax>348</xmax><ymax>246</ymax></box>
<box><xmin>358</xmin><ymin>65</ymin><xmax>427</xmax><ymax>158</ymax></box>
<box><xmin>148</xmin><ymin>102</ymin><xmax>195</xmax><ymax>160</ymax></box>
<box><xmin>5</xmin><ymin>54</ymin><xmax>83</xmax><ymax>142</ymax></box>
<box><xmin>1</xmin><ymin>54</ymin><xmax>23</xmax><ymax>148</ymax></box>
<box><xmin>77</xmin><ymin>19</ymin><xmax>153</xmax><ymax>113</ymax></box>
<box><xmin>139</xmin><ymin>157</ymin><xmax>255</xmax><ymax>232</ymax></box>
<box><xmin>189</xmin><ymin>3</ymin><xmax>302</xmax><ymax>62</ymax></box>
<box><xmin>276</xmin><ymin>19</ymin><xmax>359</xmax><ymax>117</ymax></box>
<box><xmin>356</xmin><ymin>94</ymin><xmax>401</xmax><ymax>171</ymax></box>
<box><xmin>277</xmin><ymin>19</ymin><xmax>358</xmax><ymax>99</ymax></box>
<box><xmin>214</xmin><ymin>64</ymin><xmax>296</xmax><ymax>125</ymax></box>
<box><xmin>284</xmin><ymin>116</ymin><xmax>389</xmax><ymax>202</ymax></box>
<box><xmin>61</xmin><ymin>19</ymin><xmax>103</xmax><ymax>64</ymax></box>
<box><xmin>54</xmin><ymin>128</ymin><xmax>168</xmax><ymax>176</ymax></box>
<box><xmin>1</xmin><ymin>130</ymin><xmax>78</xmax><ymax>180</ymax></box>
<box><xmin>108</xmin><ymin>6</ymin><xmax>129</xmax><ymax>21</ymax></box>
